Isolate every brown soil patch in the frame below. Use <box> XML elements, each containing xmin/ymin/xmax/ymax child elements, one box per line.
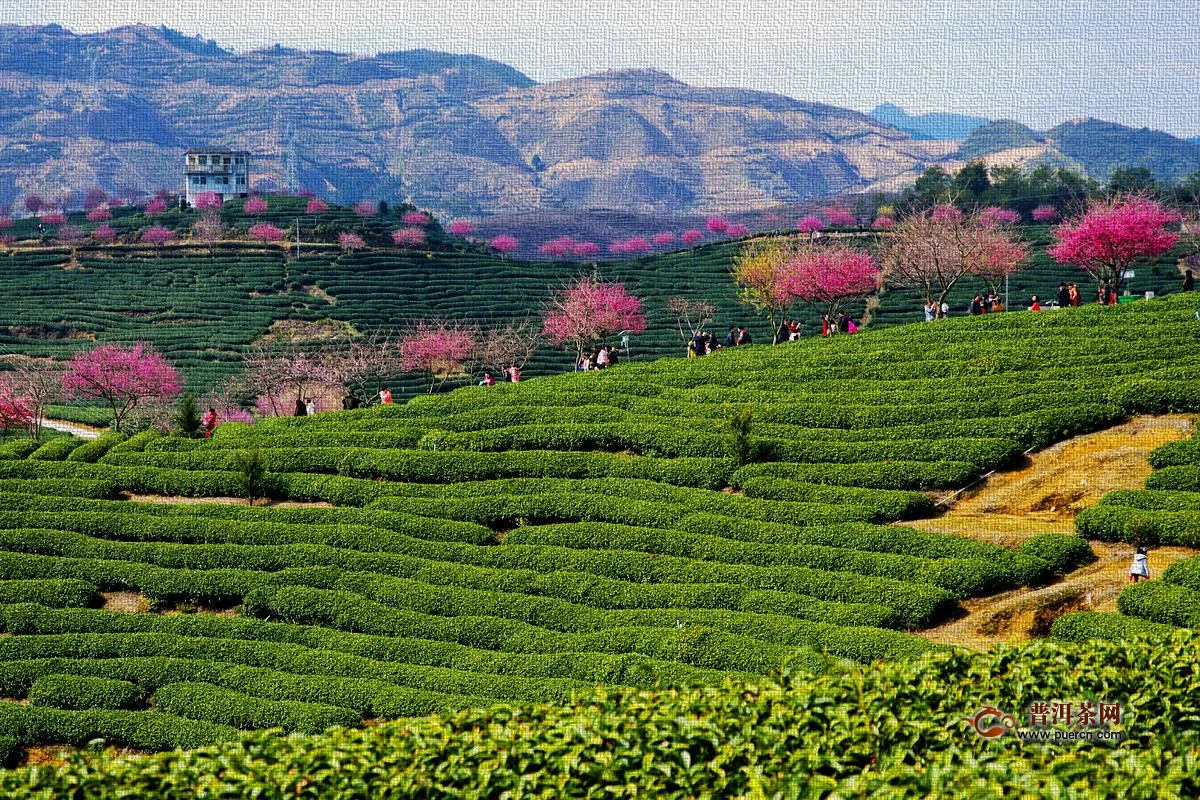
<box><xmin>898</xmin><ymin>414</ymin><xmax>1195</xmax><ymax>547</ymax></box>
<box><xmin>921</xmin><ymin>543</ymin><xmax>1196</xmax><ymax>650</ymax></box>
<box><xmin>102</xmin><ymin>591</ymin><xmax>150</xmax><ymax>614</ymax></box>
<box><xmin>304</xmin><ymin>284</ymin><xmax>336</xmax><ymax>305</ymax></box>
<box><xmin>21</xmin><ymin>745</ymin><xmax>150</xmax><ymax>768</ymax></box>
<box><xmin>121</xmin><ymin>494</ymin><xmax>335</xmax><ymax>508</ymax></box>
<box><xmin>904</xmin><ymin>415</ymin><xmax>1198</xmax><ymax>649</ymax></box>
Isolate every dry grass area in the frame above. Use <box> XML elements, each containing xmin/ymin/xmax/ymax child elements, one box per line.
<box><xmin>101</xmin><ymin>591</ymin><xmax>150</xmax><ymax>614</ymax></box>
<box><xmin>122</xmin><ymin>494</ymin><xmax>334</xmax><ymax>509</ymax></box>
<box><xmin>904</xmin><ymin>415</ymin><xmax>1197</xmax><ymax>649</ymax></box>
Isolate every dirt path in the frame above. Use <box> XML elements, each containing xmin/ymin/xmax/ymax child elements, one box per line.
<box><xmin>40</xmin><ymin>419</ymin><xmax>103</xmax><ymax>440</ymax></box>
<box><xmin>121</xmin><ymin>494</ymin><xmax>334</xmax><ymax>508</ymax></box>
<box><xmin>900</xmin><ymin>414</ymin><xmax>1197</xmax><ymax>648</ymax></box>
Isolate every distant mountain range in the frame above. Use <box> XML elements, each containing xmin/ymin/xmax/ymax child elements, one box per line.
<box><xmin>1</xmin><ymin>24</ymin><xmax>1198</xmax><ymax>219</ymax></box>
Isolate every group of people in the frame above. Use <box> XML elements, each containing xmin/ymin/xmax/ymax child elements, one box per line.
<box><xmin>820</xmin><ymin>312</ymin><xmax>859</xmax><ymax>336</ymax></box>
<box><xmin>967</xmin><ymin>294</ymin><xmax>1004</xmax><ymax>315</ymax></box>
<box><xmin>687</xmin><ymin>326</ymin><xmax>753</xmax><ymax>357</ymax></box>
<box><xmin>292</xmin><ymin>397</ymin><xmax>319</xmax><ymax>416</ymax></box>
<box><xmin>479</xmin><ymin>366</ymin><xmax>522</xmax><ymax>385</ymax></box>
<box><xmin>577</xmin><ymin>346</ymin><xmax>621</xmax><ymax>371</ymax></box>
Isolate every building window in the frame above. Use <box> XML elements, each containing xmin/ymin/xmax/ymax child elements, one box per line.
<box><xmin>222</xmin><ymin>176</ymin><xmax>229</xmax><ymax>184</ymax></box>
<box><xmin>191</xmin><ymin>176</ymin><xmax>200</xmax><ymax>184</ymax></box>
<box><xmin>236</xmin><ymin>176</ymin><xmax>245</xmax><ymax>184</ymax></box>
<box><xmin>199</xmin><ymin>177</ymin><xmax>207</xmax><ymax>185</ymax></box>
<box><xmin>198</xmin><ymin>155</ymin><xmax>208</xmax><ymax>165</ymax></box>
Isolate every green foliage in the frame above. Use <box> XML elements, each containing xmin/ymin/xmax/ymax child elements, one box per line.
<box><xmin>234</xmin><ymin>449</ymin><xmax>269</xmax><ymax>506</ymax></box>
<box><xmin>728</xmin><ymin>406</ymin><xmax>754</xmax><ymax>466</ymax></box>
<box><xmin>65</xmin><ymin>431</ymin><xmax>127</xmax><ymax>464</ymax></box>
<box><xmin>28</xmin><ymin>674</ymin><xmax>142</xmax><ymax>711</ymax></box>
<box><xmin>174</xmin><ymin>394</ymin><xmax>202</xmax><ymax>438</ymax></box>
<box><xmin>1016</xmin><ymin>534</ymin><xmax>1095</xmax><ymax>574</ymax></box>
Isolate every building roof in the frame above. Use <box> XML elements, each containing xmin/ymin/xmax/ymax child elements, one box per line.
<box><xmin>186</xmin><ymin>147</ymin><xmax>252</xmax><ymax>155</ymax></box>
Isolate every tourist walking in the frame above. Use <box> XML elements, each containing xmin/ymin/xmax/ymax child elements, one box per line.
<box><xmin>1130</xmin><ymin>546</ymin><xmax>1150</xmax><ymax>582</ymax></box>
<box><xmin>1068</xmin><ymin>283</ymin><xmax>1081</xmax><ymax>306</ymax></box>
<box><xmin>924</xmin><ymin>301</ymin><xmax>936</xmax><ymax>322</ymax></box>
<box><xmin>736</xmin><ymin>326</ymin><xmax>752</xmax><ymax>346</ymax></box>
<box><xmin>506</xmin><ymin>365</ymin><xmax>521</xmax><ymax>383</ymax></box>
<box><xmin>379</xmin><ymin>388</ymin><xmax>393</xmax><ymax>405</ymax></box>
<box><xmin>1183</xmin><ymin>269</ymin><xmax>1195</xmax><ymax>292</ymax></box>
<box><xmin>1029</xmin><ymin>296</ymin><xmax>1041</xmax><ymax>312</ymax></box>
<box><xmin>294</xmin><ymin>397</ymin><xmax>307</xmax><ymax>416</ymax></box>
<box><xmin>305</xmin><ymin>398</ymin><xmax>316</xmax><ymax>416</ymax></box>
<box><xmin>1056</xmin><ymin>283</ymin><xmax>1070</xmax><ymax>308</ymax></box>
<box><xmin>725</xmin><ymin>326</ymin><xmax>737</xmax><ymax>347</ymax></box>
<box><xmin>202</xmin><ymin>407</ymin><xmax>217</xmax><ymax>438</ymax></box>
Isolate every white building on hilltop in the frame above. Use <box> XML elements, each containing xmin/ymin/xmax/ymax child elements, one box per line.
<box><xmin>184</xmin><ymin>148</ymin><xmax>250</xmax><ymax>205</ymax></box>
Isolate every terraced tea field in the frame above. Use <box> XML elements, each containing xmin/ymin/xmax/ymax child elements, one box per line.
<box><xmin>0</xmin><ymin>297</ymin><xmax>1196</xmax><ymax>760</ymax></box>
<box><xmin>0</xmin><ymin>221</ymin><xmax>1192</xmax><ymax>396</ymax></box>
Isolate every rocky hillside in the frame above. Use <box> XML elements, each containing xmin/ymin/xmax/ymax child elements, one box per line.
<box><xmin>0</xmin><ymin>24</ymin><xmax>952</xmax><ymax>217</ymax></box>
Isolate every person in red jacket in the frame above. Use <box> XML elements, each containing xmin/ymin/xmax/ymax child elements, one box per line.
<box><xmin>1029</xmin><ymin>296</ymin><xmax>1041</xmax><ymax>311</ymax></box>
<box><xmin>202</xmin><ymin>407</ymin><xmax>217</xmax><ymax>438</ymax></box>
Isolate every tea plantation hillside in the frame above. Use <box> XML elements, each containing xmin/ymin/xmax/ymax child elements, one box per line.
<box><xmin>1</xmin><ymin>633</ymin><xmax>1196</xmax><ymax>797</ymax></box>
<box><xmin>0</xmin><ymin>298</ymin><xmax>1196</xmax><ymax>760</ymax></box>
<box><xmin>0</xmin><ymin>222</ymin><xmax>1192</xmax><ymax>395</ymax></box>
<box><xmin>1055</xmin><ymin>421</ymin><xmax>1200</xmax><ymax>642</ymax></box>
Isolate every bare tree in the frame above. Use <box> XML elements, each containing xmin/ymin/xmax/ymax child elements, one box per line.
<box><xmin>665</xmin><ymin>297</ymin><xmax>718</xmax><ymax>343</ymax></box>
<box><xmin>481</xmin><ymin>317</ymin><xmax>542</xmax><ymax>374</ymax></box>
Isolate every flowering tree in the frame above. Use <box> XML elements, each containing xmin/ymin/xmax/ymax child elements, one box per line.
<box><xmin>392</xmin><ymin>227</ymin><xmax>427</xmax><ymax>248</ymax></box>
<box><xmin>338</xmin><ymin>232</ymin><xmax>366</xmax><ymax>251</ymax></box>
<box><xmin>540</xmin><ymin>236</ymin><xmax>576</xmax><ymax>258</ymax></box>
<box><xmin>354</xmin><ymin>201</ymin><xmax>376</xmax><ymax>218</ymax></box>
<box><xmin>144</xmin><ymin>198</ymin><xmax>168</xmax><ymax>215</ymax></box>
<box><xmin>448</xmin><ymin>220</ymin><xmax>474</xmax><ymax>237</ymax></box>
<box><xmin>666</xmin><ymin>297</ymin><xmax>718</xmax><ymax>343</ymax></box>
<box><xmin>481</xmin><ymin>317</ymin><xmax>541</xmax><ymax>374</ymax></box>
<box><xmin>141</xmin><ymin>226</ymin><xmax>174</xmax><ymax>245</ymax></box>
<box><xmin>652</xmin><ymin>232</ymin><xmax>676</xmax><ymax>247</ymax></box>
<box><xmin>680</xmin><ymin>229</ymin><xmax>704</xmax><ymax>246</ymax></box>
<box><xmin>56</xmin><ymin>225</ymin><xmax>85</xmax><ymax>246</ymax></box>
<box><xmin>0</xmin><ymin>215</ymin><xmax>11</xmax><ymax>231</ymax></box>
<box><xmin>243</xmin><ymin>196</ymin><xmax>269</xmax><ymax>215</ymax></box>
<box><xmin>1</xmin><ymin>362</ymin><xmax>62</xmax><ymax>440</ymax></box>
<box><xmin>86</xmin><ymin>207</ymin><xmax>112</xmax><ymax>223</ymax></box>
<box><xmin>882</xmin><ymin>208</ymin><xmax>1028</xmax><ymax>311</ymax></box>
<box><xmin>781</xmin><ymin>244</ymin><xmax>880</xmax><ymax>322</ymax></box>
<box><xmin>41</xmin><ymin>212</ymin><xmax>66</xmax><ymax>226</ymax></box>
<box><xmin>93</xmin><ymin>224</ymin><xmax>117</xmax><ymax>243</ymax></box>
<box><xmin>571</xmin><ymin>241</ymin><xmax>599</xmax><ymax>258</ymax></box>
<box><xmin>249</xmin><ymin>223</ymin><xmax>285</xmax><ymax>243</ymax></box>
<box><xmin>23</xmin><ymin>195</ymin><xmax>44</xmax><ymax>214</ymax></box>
<box><xmin>609</xmin><ymin>236</ymin><xmax>651</xmax><ymax>255</ymax></box>
<box><xmin>490</xmin><ymin>234</ymin><xmax>518</xmax><ymax>255</ymax></box>
<box><xmin>824</xmin><ymin>206</ymin><xmax>857</xmax><ymax>227</ymax></box>
<box><xmin>1031</xmin><ymin>205</ymin><xmax>1059</xmax><ymax>223</ymax></box>
<box><xmin>62</xmin><ymin>343</ymin><xmax>182</xmax><ymax>431</ymax></box>
<box><xmin>706</xmin><ymin>217</ymin><xmax>730</xmax><ymax>235</ymax></box>
<box><xmin>400</xmin><ymin>321</ymin><xmax>479</xmax><ymax>393</ymax></box>
<box><xmin>305</xmin><ymin>199</ymin><xmax>329</xmax><ymax>215</ymax></box>
<box><xmin>726</xmin><ymin>223</ymin><xmax>749</xmax><ymax>237</ymax></box>
<box><xmin>733</xmin><ymin>238</ymin><xmax>796</xmax><ymax>342</ymax></box>
<box><xmin>797</xmin><ymin>216</ymin><xmax>824</xmax><ymax>236</ymax></box>
<box><xmin>242</xmin><ymin>342</ymin><xmax>342</xmax><ymax>416</ymax></box>
<box><xmin>83</xmin><ymin>188</ymin><xmax>108</xmax><ymax>211</ymax></box>
<box><xmin>976</xmin><ymin>206</ymin><xmax>1021</xmax><ymax>228</ymax></box>
<box><xmin>194</xmin><ymin>192</ymin><xmax>222</xmax><ymax>212</ymax></box>
<box><xmin>542</xmin><ymin>276</ymin><xmax>647</xmax><ymax>364</ymax></box>
<box><xmin>1048</xmin><ymin>195</ymin><xmax>1180</xmax><ymax>290</ymax></box>
<box><xmin>872</xmin><ymin>215</ymin><xmax>896</xmax><ymax>231</ymax></box>
<box><xmin>330</xmin><ymin>332</ymin><xmax>404</xmax><ymax>405</ymax></box>
<box><xmin>403</xmin><ymin>211</ymin><xmax>430</xmax><ymax>227</ymax></box>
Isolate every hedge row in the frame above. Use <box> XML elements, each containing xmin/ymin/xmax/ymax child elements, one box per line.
<box><xmin>0</xmin><ymin>579</ymin><xmax>98</xmax><ymax>608</ymax></box>
<box><xmin>1050</xmin><ymin>611</ymin><xmax>1179</xmax><ymax>642</ymax></box>
<box><xmin>1116</xmin><ymin>581</ymin><xmax>1200</xmax><ymax>628</ymax></box>
<box><xmin>1145</xmin><ymin>464</ymin><xmax>1200</xmax><ymax>492</ymax></box>
<box><xmin>0</xmin><ymin>604</ymin><xmax>746</xmax><ymax>689</ymax></box>
<box><xmin>27</xmin><ymin>437</ymin><xmax>82</xmax><ymax>462</ymax></box>
<box><xmin>153</xmin><ymin>682</ymin><xmax>360</xmax><ymax>733</ymax></box>
<box><xmin>1147</xmin><ymin>436</ymin><xmax>1200</xmax><ymax>469</ymax></box>
<box><xmin>28</xmin><ymin>673</ymin><xmax>142</xmax><ymax>711</ymax></box>
<box><xmin>0</xmin><ymin>441</ymin><xmax>40</xmax><ymax>460</ymax></box>
<box><xmin>245</xmin><ymin>584</ymin><xmax>936</xmax><ymax>666</ymax></box>
<box><xmin>1075</xmin><ymin>506</ymin><xmax>1200</xmax><ymax>547</ymax></box>
<box><xmin>1161</xmin><ymin>556</ymin><xmax>1200</xmax><ymax>592</ymax></box>
<box><xmin>0</xmin><ymin>524</ymin><xmax>947</xmax><ymax>625</ymax></box>
<box><xmin>730</xmin><ymin>460</ymin><xmax>979</xmax><ymax>490</ymax></box>
<box><xmin>0</xmin><ymin>479</ymin><xmax>117</xmax><ymax>499</ymax></box>
<box><xmin>737</xmin><ymin>478</ymin><xmax>933</xmax><ymax>520</ymax></box>
<box><xmin>105</xmin><ymin>430</ymin><xmax>161</xmax><ymax>454</ymax></box>
<box><xmin>0</xmin><ymin>703</ymin><xmax>237</xmax><ymax>752</ymax></box>
<box><xmin>65</xmin><ymin>431</ymin><xmax>128</xmax><ymax>463</ymax></box>
<box><xmin>1098</xmin><ymin>489</ymin><xmax>1200</xmax><ymax>511</ymax></box>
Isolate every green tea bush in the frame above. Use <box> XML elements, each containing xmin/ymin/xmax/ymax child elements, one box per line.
<box><xmin>28</xmin><ymin>673</ymin><xmax>142</xmax><ymax>711</ymax></box>
<box><xmin>1116</xmin><ymin>580</ymin><xmax>1200</xmax><ymax>628</ymax></box>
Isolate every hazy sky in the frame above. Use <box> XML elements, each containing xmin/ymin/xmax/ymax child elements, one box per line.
<box><xmin>7</xmin><ymin>0</ymin><xmax>1200</xmax><ymax>136</ymax></box>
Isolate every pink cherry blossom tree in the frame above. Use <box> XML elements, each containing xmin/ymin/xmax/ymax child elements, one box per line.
<box><xmin>242</xmin><ymin>342</ymin><xmax>343</xmax><ymax>416</ymax></box>
<box><xmin>0</xmin><ymin>384</ymin><xmax>33</xmax><ymax>439</ymax></box>
<box><xmin>400</xmin><ymin>320</ymin><xmax>479</xmax><ymax>393</ymax></box>
<box><xmin>872</xmin><ymin>215</ymin><xmax>896</xmax><ymax>231</ymax></box>
<box><xmin>305</xmin><ymin>199</ymin><xmax>329</xmax><ymax>215</ymax></box>
<box><xmin>797</xmin><ymin>216</ymin><xmax>824</xmax><ymax>236</ymax></box>
<box><xmin>403</xmin><ymin>210</ymin><xmax>430</xmax><ymax>227</ymax></box>
<box><xmin>243</xmin><ymin>196</ymin><xmax>269</xmax><ymax>215</ymax></box>
<box><xmin>194</xmin><ymin>192</ymin><xmax>222</xmax><ymax>212</ymax></box>
<box><xmin>726</xmin><ymin>223</ymin><xmax>749</xmax><ymax>237</ymax></box>
<box><xmin>338</xmin><ymin>232</ymin><xmax>367</xmax><ymax>251</ymax></box>
<box><xmin>571</xmin><ymin>241</ymin><xmax>599</xmax><ymax>259</ymax></box>
<box><xmin>652</xmin><ymin>232</ymin><xmax>676</xmax><ymax>247</ymax></box>
<box><xmin>144</xmin><ymin>197</ymin><xmax>168</xmax><ymax>215</ymax></box>
<box><xmin>930</xmin><ymin>204</ymin><xmax>965</xmax><ymax>223</ymax></box>
<box><xmin>56</xmin><ymin>224</ymin><xmax>85</xmax><ymax>245</ymax></box>
<box><xmin>62</xmin><ymin>342</ymin><xmax>183</xmax><ymax>431</ymax></box>
<box><xmin>976</xmin><ymin>206</ymin><xmax>1022</xmax><ymax>228</ymax></box>
<box><xmin>1031</xmin><ymin>205</ymin><xmax>1059</xmax><ymax>223</ymax></box>
<box><xmin>490</xmin><ymin>234</ymin><xmax>518</xmax><ymax>255</ymax></box>
<box><xmin>83</xmin><ymin>188</ymin><xmax>108</xmax><ymax>211</ymax></box>
<box><xmin>823</xmin><ymin>206</ymin><xmax>857</xmax><ymax>227</ymax></box>
<box><xmin>680</xmin><ymin>229</ymin><xmax>704</xmax><ymax>246</ymax></box>
<box><xmin>609</xmin><ymin>236</ymin><xmax>651</xmax><ymax>255</ymax></box>
<box><xmin>781</xmin><ymin>243</ymin><xmax>881</xmax><ymax>322</ymax></box>
<box><xmin>448</xmin><ymin>220</ymin><xmax>474</xmax><ymax>237</ymax></box>
<box><xmin>1048</xmin><ymin>195</ymin><xmax>1179</xmax><ymax>290</ymax></box>
<box><xmin>734</xmin><ymin>238</ymin><xmax>798</xmax><ymax>342</ymax></box>
<box><xmin>141</xmin><ymin>226</ymin><xmax>174</xmax><ymax>245</ymax></box>
<box><xmin>706</xmin><ymin>216</ymin><xmax>730</xmax><ymax>235</ymax></box>
<box><xmin>86</xmin><ymin>207</ymin><xmax>112</xmax><ymax>223</ymax></box>
<box><xmin>542</xmin><ymin>275</ymin><xmax>647</xmax><ymax>365</ymax></box>
<box><xmin>354</xmin><ymin>201</ymin><xmax>377</xmax><ymax>218</ymax></box>
<box><xmin>41</xmin><ymin>212</ymin><xmax>66</xmax><ymax>226</ymax></box>
<box><xmin>93</xmin><ymin>224</ymin><xmax>117</xmax><ymax>243</ymax></box>
<box><xmin>23</xmin><ymin>195</ymin><xmax>44</xmax><ymax>214</ymax></box>
<box><xmin>249</xmin><ymin>223</ymin><xmax>286</xmax><ymax>243</ymax></box>
<box><xmin>0</xmin><ymin>362</ymin><xmax>61</xmax><ymax>440</ymax></box>
<box><xmin>971</xmin><ymin>228</ymin><xmax>1030</xmax><ymax>296</ymax></box>
<box><xmin>540</xmin><ymin>236</ymin><xmax>575</xmax><ymax>258</ymax></box>
<box><xmin>392</xmin><ymin>226</ymin><xmax>427</xmax><ymax>248</ymax></box>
